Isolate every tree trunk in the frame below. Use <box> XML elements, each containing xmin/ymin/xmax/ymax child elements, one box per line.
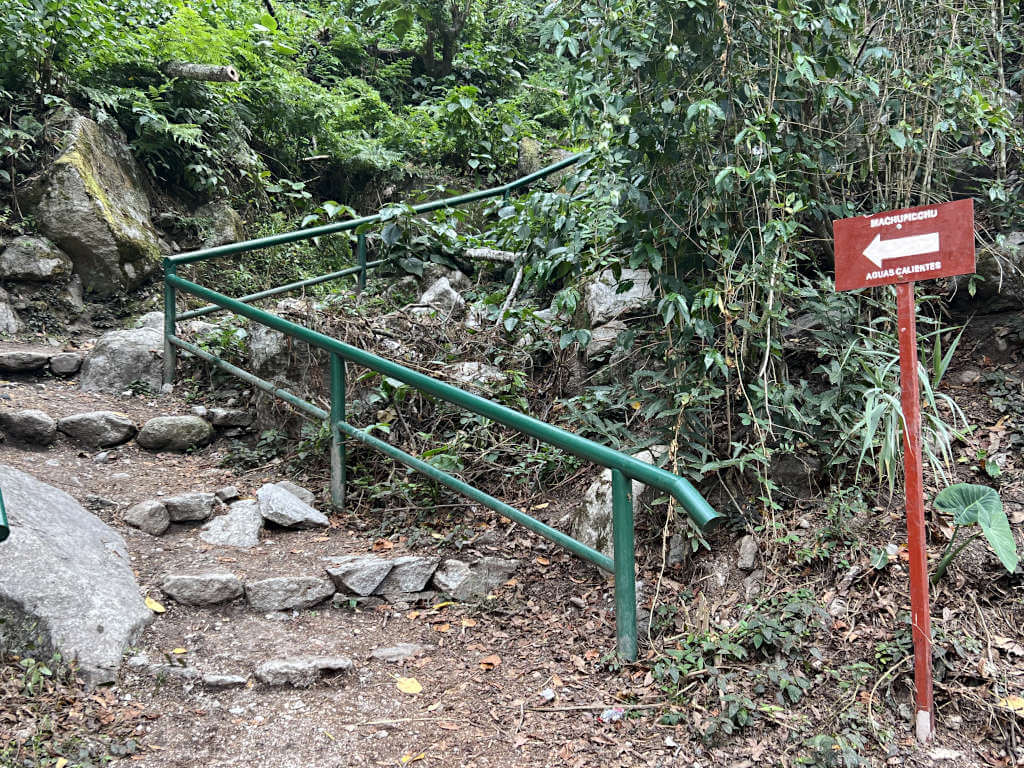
<box><xmin>161</xmin><ymin>62</ymin><xmax>240</xmax><ymax>82</ymax></box>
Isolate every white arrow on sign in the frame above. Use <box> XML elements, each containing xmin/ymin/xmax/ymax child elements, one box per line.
<box><xmin>863</xmin><ymin>232</ymin><xmax>940</xmax><ymax>268</ymax></box>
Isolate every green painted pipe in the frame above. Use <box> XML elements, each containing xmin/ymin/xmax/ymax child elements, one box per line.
<box><xmin>167</xmin><ymin>335</ymin><xmax>328</xmax><ymax>420</ymax></box>
<box><xmin>167</xmin><ymin>274</ymin><xmax>722</xmax><ymax>532</ymax></box>
<box><xmin>338</xmin><ymin>420</ymin><xmax>614</xmax><ymax>572</ymax></box>
<box><xmin>0</xmin><ymin>489</ymin><xmax>8</xmax><ymax>543</ymax></box>
<box><xmin>168</xmin><ymin>152</ymin><xmax>591</xmax><ymax>267</ymax></box>
<box><xmin>178</xmin><ymin>260</ymin><xmax>385</xmax><ymax>321</ymax></box>
<box><xmin>612</xmin><ymin>469</ymin><xmax>637</xmax><ymax>661</ymax></box>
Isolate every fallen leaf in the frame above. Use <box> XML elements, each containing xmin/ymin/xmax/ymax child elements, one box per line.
<box><xmin>535</xmin><ymin>556</ymin><xmax>551</xmax><ymax>566</ymax></box>
<box><xmin>999</xmin><ymin>695</ymin><xmax>1024</xmax><ymax>717</ymax></box>
<box><xmin>431</xmin><ymin>601</ymin><xmax>456</xmax><ymax>610</ymax></box>
<box><xmin>372</xmin><ymin>539</ymin><xmax>395</xmax><ymax>551</ymax></box>
<box><xmin>400</xmin><ymin>753</ymin><xmax>425</xmax><ymax>764</ymax></box>
<box><xmin>583</xmin><ymin>649</ymin><xmax>600</xmax><ymax>661</ymax></box>
<box><xmin>438</xmin><ymin>722</ymin><xmax>460</xmax><ymax>730</ymax></box>
<box><xmin>171</xmin><ymin>648</ymin><xmax>187</xmax><ymax>655</ymax></box>
<box><xmin>56</xmin><ymin>759</ymin><xmax>68</xmax><ymax>768</ymax></box>
<box><xmin>434</xmin><ymin>623</ymin><xmax>451</xmax><ymax>633</ymax></box>
<box><xmin>531</xmin><ymin>502</ymin><xmax>550</xmax><ymax>510</ymax></box>
<box><xmin>461</xmin><ymin>618</ymin><xmax>477</xmax><ymax>628</ymax></box>
<box><xmin>145</xmin><ymin>597</ymin><xmax>165</xmax><ymax>614</ymax></box>
<box><xmin>397</xmin><ymin>677</ymin><xmax>422</xmax><ymax>695</ymax></box>
<box><xmin>426</xmin><ymin>701</ymin><xmax>443</xmax><ymax>712</ymax></box>
<box><xmin>993</xmin><ymin>636</ymin><xmax>1024</xmax><ymax>656</ymax></box>
<box><xmin>480</xmin><ymin>654</ymin><xmax>502</xmax><ymax>671</ymax></box>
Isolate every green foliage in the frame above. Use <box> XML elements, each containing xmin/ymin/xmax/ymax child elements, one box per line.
<box><xmin>931</xmin><ymin>483</ymin><xmax>1019</xmax><ymax>582</ymax></box>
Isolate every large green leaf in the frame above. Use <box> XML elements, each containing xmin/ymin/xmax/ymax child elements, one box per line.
<box><xmin>934</xmin><ymin>483</ymin><xmax>1001</xmax><ymax>526</ymax></box>
<box><xmin>935</xmin><ymin>484</ymin><xmax>1018</xmax><ymax>573</ymax></box>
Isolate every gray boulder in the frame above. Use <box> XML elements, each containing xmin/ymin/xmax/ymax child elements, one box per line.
<box><xmin>245</xmin><ymin>576</ymin><xmax>335</xmax><ymax>612</ymax></box>
<box><xmin>0</xmin><ymin>236</ymin><xmax>72</xmax><ymax>281</ymax></box>
<box><xmin>0</xmin><ymin>409</ymin><xmax>57</xmax><ymax>445</ymax></box>
<box><xmin>196</xmin><ymin>200</ymin><xmax>245</xmax><ymax>248</ymax></box>
<box><xmin>162</xmin><ymin>492</ymin><xmax>216</xmax><ymax>521</ymax></box>
<box><xmin>134</xmin><ymin>311</ymin><xmax>164</xmax><ymax>331</ymax></box>
<box><xmin>79</xmin><ymin>328</ymin><xmax>163</xmax><ymax>393</ymax></box>
<box><xmin>586</xmin><ymin>320</ymin><xmax>628</xmax><ymax>360</ymax></box>
<box><xmin>276</xmin><ymin>480</ymin><xmax>314</xmax><ymax>505</ymax></box>
<box><xmin>414</xmin><ymin>277</ymin><xmax>465</xmax><ymax>317</ymax></box>
<box><xmin>161</xmin><ymin>572</ymin><xmax>244</xmax><ymax>606</ymax></box>
<box><xmin>122</xmin><ymin>499</ymin><xmax>170</xmax><ymax>536</ymax></box>
<box><xmin>325</xmin><ymin>555</ymin><xmax>393</xmax><ymax>596</ymax></box>
<box><xmin>56</xmin><ymin>411</ymin><xmax>136</xmax><ymax>448</ymax></box>
<box><xmin>136</xmin><ymin>415</ymin><xmax>214</xmax><ymax>452</ymax></box>
<box><xmin>0</xmin><ymin>348</ymin><xmax>50</xmax><ymax>372</ymax></box>
<box><xmin>0</xmin><ymin>464</ymin><xmax>152</xmax><ymax>685</ymax></box>
<box><xmin>370</xmin><ymin>643</ymin><xmax>424</xmax><ymax>663</ymax></box>
<box><xmin>0</xmin><ymin>288</ymin><xmax>20</xmax><ymax>335</ymax></box>
<box><xmin>209</xmin><ymin>407</ymin><xmax>253</xmax><ymax>428</ymax></box>
<box><xmin>199</xmin><ymin>499</ymin><xmax>262</xmax><ymax>548</ymax></box>
<box><xmin>737</xmin><ymin>535</ymin><xmax>759</xmax><ymax>571</ymax></box>
<box><xmin>432</xmin><ymin>557</ymin><xmax>518</xmax><ymax>600</ymax></box>
<box><xmin>49</xmin><ymin>351</ymin><xmax>83</xmax><ymax>376</ymax></box>
<box><xmin>254</xmin><ymin>656</ymin><xmax>352</xmax><ymax>687</ymax></box>
<box><xmin>375</xmin><ymin>555</ymin><xmax>440</xmax><ymax>594</ymax></box>
<box><xmin>583</xmin><ymin>269</ymin><xmax>655</xmax><ymax>325</ymax></box>
<box><xmin>570</xmin><ymin>446</ymin><xmax>667</xmax><ymax>559</ymax></box>
<box><xmin>256</xmin><ymin>483</ymin><xmax>328</xmax><ymax>528</ymax></box>
<box><xmin>19</xmin><ymin>115</ymin><xmax>162</xmax><ymax>295</ymax></box>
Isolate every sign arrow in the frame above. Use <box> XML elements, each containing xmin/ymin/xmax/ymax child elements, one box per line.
<box><xmin>863</xmin><ymin>232</ymin><xmax>940</xmax><ymax>268</ymax></box>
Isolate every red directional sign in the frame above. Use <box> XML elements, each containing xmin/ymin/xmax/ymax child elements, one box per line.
<box><xmin>833</xmin><ymin>199</ymin><xmax>975</xmax><ymax>291</ymax></box>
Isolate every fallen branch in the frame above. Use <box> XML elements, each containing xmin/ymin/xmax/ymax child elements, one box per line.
<box><xmin>161</xmin><ymin>62</ymin><xmax>240</xmax><ymax>82</ymax></box>
<box><xmin>464</xmin><ymin>247</ymin><xmax>518</xmax><ymax>264</ymax></box>
<box><xmin>495</xmin><ymin>266</ymin><xmax>524</xmax><ymax>328</ymax></box>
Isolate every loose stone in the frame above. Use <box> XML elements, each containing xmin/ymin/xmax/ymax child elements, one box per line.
<box><xmin>122</xmin><ymin>499</ymin><xmax>170</xmax><ymax>536</ymax></box>
<box><xmin>245</xmin><ymin>576</ymin><xmax>335</xmax><ymax>612</ymax></box>
<box><xmin>161</xmin><ymin>572</ymin><xmax>244</xmax><ymax>606</ymax></box>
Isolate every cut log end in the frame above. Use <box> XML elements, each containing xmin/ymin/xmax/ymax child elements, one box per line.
<box><xmin>161</xmin><ymin>62</ymin><xmax>241</xmax><ymax>83</ymax></box>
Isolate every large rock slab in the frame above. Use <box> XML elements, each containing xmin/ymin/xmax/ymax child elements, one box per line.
<box><xmin>57</xmin><ymin>411</ymin><xmax>136</xmax><ymax>448</ymax></box>
<box><xmin>136</xmin><ymin>416</ymin><xmax>214</xmax><ymax>452</ymax></box>
<box><xmin>199</xmin><ymin>499</ymin><xmax>262</xmax><ymax>548</ymax></box>
<box><xmin>583</xmin><ymin>269</ymin><xmax>655</xmax><ymax>325</ymax></box>
<box><xmin>0</xmin><ymin>409</ymin><xmax>57</xmax><ymax>445</ymax></box>
<box><xmin>256</xmin><ymin>483</ymin><xmax>328</xmax><ymax>528</ymax></box>
<box><xmin>0</xmin><ymin>236</ymin><xmax>73</xmax><ymax>281</ymax></box>
<box><xmin>79</xmin><ymin>328</ymin><xmax>163</xmax><ymax>393</ymax></box>
<box><xmin>161</xmin><ymin>572</ymin><xmax>244</xmax><ymax>606</ymax></box>
<box><xmin>254</xmin><ymin>656</ymin><xmax>352</xmax><ymax>687</ymax></box>
<box><xmin>196</xmin><ymin>200</ymin><xmax>245</xmax><ymax>248</ymax></box>
<box><xmin>325</xmin><ymin>555</ymin><xmax>393</xmax><ymax>596</ymax></box>
<box><xmin>245</xmin><ymin>576</ymin><xmax>335</xmax><ymax>612</ymax></box>
<box><xmin>414</xmin><ymin>277</ymin><xmax>465</xmax><ymax>317</ymax></box>
<box><xmin>0</xmin><ymin>464</ymin><xmax>152</xmax><ymax>685</ymax></box>
<box><xmin>20</xmin><ymin>115</ymin><xmax>162</xmax><ymax>295</ymax></box>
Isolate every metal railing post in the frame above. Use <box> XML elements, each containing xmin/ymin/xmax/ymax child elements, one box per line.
<box><xmin>163</xmin><ymin>259</ymin><xmax>177</xmax><ymax>386</ymax></box>
<box><xmin>612</xmin><ymin>469</ymin><xmax>637</xmax><ymax>661</ymax></box>
<box><xmin>329</xmin><ymin>352</ymin><xmax>346</xmax><ymax>510</ymax></box>
<box><xmin>356</xmin><ymin>234</ymin><xmax>367</xmax><ymax>293</ymax></box>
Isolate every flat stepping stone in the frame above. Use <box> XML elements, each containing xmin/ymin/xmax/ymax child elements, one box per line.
<box><xmin>0</xmin><ymin>409</ymin><xmax>56</xmax><ymax>445</ymax></box>
<box><xmin>162</xmin><ymin>492</ymin><xmax>216</xmax><ymax>522</ymax></box>
<box><xmin>245</xmin><ymin>575</ymin><xmax>335</xmax><ymax>612</ymax></box>
<box><xmin>256</xmin><ymin>483</ymin><xmax>328</xmax><ymax>528</ymax></box>
<box><xmin>254</xmin><ymin>656</ymin><xmax>352</xmax><ymax>686</ymax></box>
<box><xmin>123</xmin><ymin>500</ymin><xmax>170</xmax><ymax>536</ymax></box>
<box><xmin>162</xmin><ymin>572</ymin><xmax>243</xmax><ymax>606</ymax></box>
<box><xmin>370</xmin><ymin>643</ymin><xmax>425</xmax><ymax>663</ymax></box>
<box><xmin>0</xmin><ymin>348</ymin><xmax>51</xmax><ymax>372</ymax></box>
<box><xmin>137</xmin><ymin>415</ymin><xmax>214</xmax><ymax>452</ymax></box>
<box><xmin>57</xmin><ymin>411</ymin><xmax>136</xmax><ymax>448</ymax></box>
<box><xmin>324</xmin><ymin>555</ymin><xmax>393</xmax><ymax>596</ymax></box>
<box><xmin>200</xmin><ymin>499</ymin><xmax>262</xmax><ymax>548</ymax></box>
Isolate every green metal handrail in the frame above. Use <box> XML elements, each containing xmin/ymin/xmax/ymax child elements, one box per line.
<box><xmin>0</xmin><ymin>489</ymin><xmax>8</xmax><ymax>543</ymax></box>
<box><xmin>162</xmin><ymin>153</ymin><xmax>722</xmax><ymax>660</ymax></box>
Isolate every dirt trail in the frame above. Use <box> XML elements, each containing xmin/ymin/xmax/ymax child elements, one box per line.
<box><xmin>0</xmin><ymin>363</ymin><xmax>686</xmax><ymax>768</ymax></box>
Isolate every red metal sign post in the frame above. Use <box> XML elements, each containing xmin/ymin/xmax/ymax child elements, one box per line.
<box><xmin>834</xmin><ymin>199</ymin><xmax>976</xmax><ymax>743</ymax></box>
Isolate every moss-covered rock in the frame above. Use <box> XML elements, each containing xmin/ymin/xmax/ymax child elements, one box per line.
<box><xmin>20</xmin><ymin>115</ymin><xmax>164</xmax><ymax>296</ymax></box>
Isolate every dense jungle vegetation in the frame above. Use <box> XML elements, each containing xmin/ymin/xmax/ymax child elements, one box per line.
<box><xmin>1</xmin><ymin>0</ymin><xmax>1022</xmax><ymax>515</ymax></box>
